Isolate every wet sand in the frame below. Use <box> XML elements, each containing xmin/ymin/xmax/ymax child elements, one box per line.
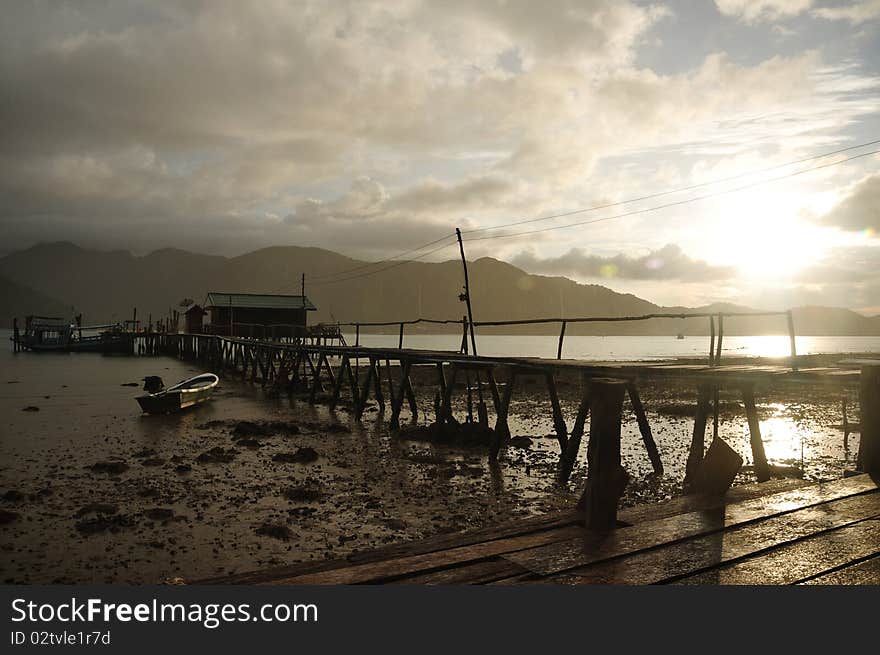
<box><xmin>0</xmin><ymin>351</ymin><xmax>861</xmax><ymax>583</ymax></box>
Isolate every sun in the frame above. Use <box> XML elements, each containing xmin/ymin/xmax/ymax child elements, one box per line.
<box><xmin>701</xmin><ymin>193</ymin><xmax>828</xmax><ymax>280</ymax></box>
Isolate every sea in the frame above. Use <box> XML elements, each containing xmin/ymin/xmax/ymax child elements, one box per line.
<box><xmin>346</xmin><ymin>333</ymin><xmax>880</xmax><ymax>361</ymax></box>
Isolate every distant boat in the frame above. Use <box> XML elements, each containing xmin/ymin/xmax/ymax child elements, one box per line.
<box><xmin>15</xmin><ymin>315</ymin><xmax>132</xmax><ymax>353</ymax></box>
<box><xmin>136</xmin><ymin>373</ymin><xmax>219</xmax><ymax>414</ymax></box>
<box><xmin>676</xmin><ymin>333</ymin><xmax>685</xmax><ymax>339</ymax></box>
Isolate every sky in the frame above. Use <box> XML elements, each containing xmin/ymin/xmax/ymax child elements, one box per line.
<box><xmin>1</xmin><ymin>1</ymin><xmax>879</xmax><ymax>311</ymax></box>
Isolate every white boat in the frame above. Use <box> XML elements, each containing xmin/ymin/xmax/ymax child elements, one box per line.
<box><xmin>136</xmin><ymin>373</ymin><xmax>219</xmax><ymax>414</ymax></box>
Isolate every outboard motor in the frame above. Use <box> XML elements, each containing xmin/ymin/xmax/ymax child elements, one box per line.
<box><xmin>142</xmin><ymin>376</ymin><xmax>165</xmax><ymax>394</ymax></box>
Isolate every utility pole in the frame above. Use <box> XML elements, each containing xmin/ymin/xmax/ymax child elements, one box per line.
<box><xmin>301</xmin><ymin>272</ymin><xmax>305</xmax><ymax>299</ymax></box>
<box><xmin>455</xmin><ymin>227</ymin><xmax>478</xmax><ymax>356</ymax></box>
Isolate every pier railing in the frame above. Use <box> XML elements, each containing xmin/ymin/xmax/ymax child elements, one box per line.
<box><xmin>141</xmin><ymin>308</ymin><xmax>798</xmax><ymax>366</ymax></box>
<box><xmin>325</xmin><ymin>309</ymin><xmax>798</xmax><ymax>367</ymax></box>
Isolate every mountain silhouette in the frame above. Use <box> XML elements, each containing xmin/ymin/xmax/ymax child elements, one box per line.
<box><xmin>1</xmin><ymin>241</ymin><xmax>877</xmax><ymax>336</ymax></box>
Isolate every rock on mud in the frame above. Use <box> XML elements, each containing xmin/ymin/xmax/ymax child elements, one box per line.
<box><xmin>273</xmin><ymin>447</ymin><xmax>319</xmax><ymax>464</ymax></box>
<box><xmin>196</xmin><ymin>447</ymin><xmax>237</xmax><ymax>464</ymax></box>
<box><xmin>75</xmin><ymin>503</ymin><xmax>118</xmax><ymax>517</ymax></box>
<box><xmin>282</xmin><ymin>484</ymin><xmax>324</xmax><ymax>502</ymax></box>
<box><xmin>88</xmin><ymin>461</ymin><xmax>129</xmax><ymax>475</ymax></box>
<box><xmin>255</xmin><ymin>522</ymin><xmax>293</xmax><ymax>541</ymax></box>
<box><xmin>75</xmin><ymin>514</ymin><xmax>134</xmax><ymax>535</ymax></box>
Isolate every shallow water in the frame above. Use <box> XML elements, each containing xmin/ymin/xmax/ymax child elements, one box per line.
<box><xmin>348</xmin><ymin>333</ymin><xmax>880</xmax><ymax>361</ymax></box>
<box><xmin>0</xmin><ymin>332</ymin><xmax>863</xmax><ymax>583</ymax></box>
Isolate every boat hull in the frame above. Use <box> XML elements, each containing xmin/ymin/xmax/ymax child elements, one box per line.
<box><xmin>136</xmin><ymin>373</ymin><xmax>218</xmax><ymax>414</ymax></box>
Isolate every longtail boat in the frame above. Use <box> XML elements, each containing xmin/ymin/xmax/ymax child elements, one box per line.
<box><xmin>136</xmin><ymin>373</ymin><xmax>219</xmax><ymax>414</ymax></box>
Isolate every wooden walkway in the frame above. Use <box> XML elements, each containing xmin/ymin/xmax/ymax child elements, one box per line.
<box><xmin>201</xmin><ymin>474</ymin><xmax>880</xmax><ymax>585</ymax></box>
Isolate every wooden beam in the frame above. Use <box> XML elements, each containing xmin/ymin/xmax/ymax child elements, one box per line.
<box><xmin>329</xmin><ymin>355</ymin><xmax>350</xmax><ymax>409</ymax></box>
<box><xmin>355</xmin><ymin>358</ymin><xmax>376</xmax><ymax>420</ymax></box>
<box><xmin>557</xmin><ymin>373</ymin><xmax>590</xmax><ymax>484</ymax></box>
<box><xmin>545</xmin><ymin>370</ymin><xmax>568</xmax><ymax>453</ymax></box>
<box><xmin>685</xmin><ymin>385</ymin><xmax>712</xmax><ymax>483</ymax></box>
<box><xmin>626</xmin><ymin>382</ymin><xmax>663</xmax><ymax>475</ymax></box>
<box><xmin>742</xmin><ymin>384</ymin><xmax>771</xmax><ymax>482</ymax></box>
<box><xmin>490</xmin><ymin>369</ymin><xmax>516</xmax><ymax>460</ymax></box>
<box><xmin>373</xmin><ymin>358</ymin><xmax>385</xmax><ymax>411</ymax></box>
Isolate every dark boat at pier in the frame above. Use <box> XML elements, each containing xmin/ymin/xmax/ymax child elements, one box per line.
<box><xmin>13</xmin><ymin>316</ymin><xmax>133</xmax><ymax>353</ymax></box>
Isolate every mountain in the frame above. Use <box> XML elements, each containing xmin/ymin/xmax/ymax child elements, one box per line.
<box><xmin>0</xmin><ymin>274</ymin><xmax>72</xmax><ymax>326</ymax></box>
<box><xmin>1</xmin><ymin>241</ymin><xmax>877</xmax><ymax>335</ymax></box>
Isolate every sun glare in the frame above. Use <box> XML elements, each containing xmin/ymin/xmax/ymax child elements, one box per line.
<box><xmin>703</xmin><ymin>193</ymin><xmax>828</xmax><ymax>280</ymax></box>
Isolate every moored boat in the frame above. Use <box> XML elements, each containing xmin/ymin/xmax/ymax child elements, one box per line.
<box><xmin>15</xmin><ymin>315</ymin><xmax>133</xmax><ymax>353</ymax></box>
<box><xmin>136</xmin><ymin>373</ymin><xmax>219</xmax><ymax>414</ymax></box>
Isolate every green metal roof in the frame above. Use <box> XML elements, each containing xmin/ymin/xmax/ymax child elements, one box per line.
<box><xmin>204</xmin><ymin>292</ymin><xmax>316</xmax><ymax>311</ymax></box>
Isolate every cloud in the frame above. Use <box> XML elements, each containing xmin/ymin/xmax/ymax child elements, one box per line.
<box><xmin>715</xmin><ymin>0</ymin><xmax>812</xmax><ymax>22</ymax></box>
<box><xmin>821</xmin><ymin>173</ymin><xmax>880</xmax><ymax>232</ymax></box>
<box><xmin>0</xmin><ymin>0</ymin><xmax>876</xmax><ymax>293</ymax></box>
<box><xmin>510</xmin><ymin>244</ymin><xmax>735</xmax><ymax>281</ymax></box>
<box><xmin>812</xmin><ymin>0</ymin><xmax>880</xmax><ymax>24</ymax></box>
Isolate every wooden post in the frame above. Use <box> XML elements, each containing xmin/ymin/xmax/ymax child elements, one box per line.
<box><xmin>557</xmin><ymin>321</ymin><xmax>567</xmax><ymax>360</ymax></box>
<box><xmin>786</xmin><ymin>310</ymin><xmax>798</xmax><ymax>371</ymax></box>
<box><xmin>708</xmin><ymin>315</ymin><xmax>715</xmax><ymax>366</ymax></box>
<box><xmin>456</xmin><ymin>227</ymin><xmax>478</xmax><ymax>356</ymax></box>
<box><xmin>741</xmin><ymin>384</ymin><xmax>770</xmax><ymax>482</ymax></box>
<box><xmin>626</xmin><ymin>382</ymin><xmax>663</xmax><ymax>474</ymax></box>
<box><xmin>715</xmin><ymin>314</ymin><xmax>724</xmax><ymax>364</ymax></box>
<box><xmin>355</xmin><ymin>358</ymin><xmax>376</xmax><ymax>419</ymax></box>
<box><xmin>12</xmin><ymin>317</ymin><xmax>19</xmax><ymax>352</ymax></box>
<box><xmin>403</xmin><ymin>368</ymin><xmax>418</xmax><ymax>419</ymax></box>
<box><xmin>398</xmin><ymin>322</ymin><xmax>404</xmax><ymax>349</ymax></box>
<box><xmin>558</xmin><ymin>372</ymin><xmax>590</xmax><ymax>484</ymax></box>
<box><xmin>579</xmin><ymin>379</ymin><xmax>629</xmax><ymax>530</ymax></box>
<box><xmin>390</xmin><ymin>359</ymin><xmax>412</xmax><ymax>430</ymax></box>
<box><xmin>858</xmin><ymin>364</ymin><xmax>880</xmax><ymax>473</ymax></box>
<box><xmin>545</xmin><ymin>370</ymin><xmax>568</xmax><ymax>453</ymax></box>
<box><xmin>329</xmin><ymin>356</ymin><xmax>349</xmax><ymax>409</ymax></box>
<box><xmin>685</xmin><ymin>385</ymin><xmax>712</xmax><ymax>483</ymax></box>
<box><xmin>373</xmin><ymin>358</ymin><xmax>385</xmax><ymax>411</ymax></box>
<box><xmin>440</xmin><ymin>364</ymin><xmax>458</xmax><ymax>425</ymax></box>
<box><xmin>460</xmin><ymin>317</ymin><xmax>468</xmax><ymax>354</ymax></box>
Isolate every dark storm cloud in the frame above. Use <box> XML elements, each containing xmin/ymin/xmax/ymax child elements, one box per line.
<box><xmin>510</xmin><ymin>244</ymin><xmax>735</xmax><ymax>281</ymax></box>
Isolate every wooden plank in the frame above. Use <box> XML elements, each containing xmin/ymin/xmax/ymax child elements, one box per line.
<box><xmin>198</xmin><ymin>477</ymin><xmax>809</xmax><ymax>584</ymax></box>
<box><xmin>388</xmin><ymin>559</ymin><xmax>529</xmax><ymax>585</ymax></box>
<box><xmin>264</xmin><ymin>525</ymin><xmax>586</xmax><ymax>585</ymax></box>
<box><xmin>545</xmin><ymin>492</ymin><xmax>880</xmax><ymax>585</ymax></box>
<box><xmin>503</xmin><ymin>475</ymin><xmax>879</xmax><ymax>576</ymax></box>
<box><xmin>800</xmin><ymin>555</ymin><xmax>880</xmax><ymax>585</ymax></box>
<box><xmin>671</xmin><ymin>518</ymin><xmax>880</xmax><ymax>585</ymax></box>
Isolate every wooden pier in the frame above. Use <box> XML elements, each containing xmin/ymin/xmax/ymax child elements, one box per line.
<box><xmin>126</xmin><ymin>326</ymin><xmax>880</xmax><ymax>584</ymax></box>
<box><xmin>199</xmin><ymin>473</ymin><xmax>880</xmax><ymax>585</ymax></box>
<box><xmin>136</xmin><ymin>331</ymin><xmax>875</xmax><ymax>484</ymax></box>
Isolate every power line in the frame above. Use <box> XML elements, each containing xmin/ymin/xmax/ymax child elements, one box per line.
<box><xmin>463</xmin><ymin>148</ymin><xmax>880</xmax><ymax>242</ymax></box>
<box><xmin>308</xmin><ymin>232</ymin><xmax>456</xmax><ymax>281</ymax></box>
<box><xmin>462</xmin><ymin>138</ymin><xmax>880</xmax><ymax>236</ymax></box>
<box><xmin>309</xmin><ymin>239</ymin><xmax>458</xmax><ymax>286</ymax></box>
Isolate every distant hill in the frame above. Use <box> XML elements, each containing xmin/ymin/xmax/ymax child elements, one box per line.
<box><xmin>0</xmin><ymin>274</ymin><xmax>72</xmax><ymax>327</ymax></box>
<box><xmin>1</xmin><ymin>241</ymin><xmax>877</xmax><ymax>336</ymax></box>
